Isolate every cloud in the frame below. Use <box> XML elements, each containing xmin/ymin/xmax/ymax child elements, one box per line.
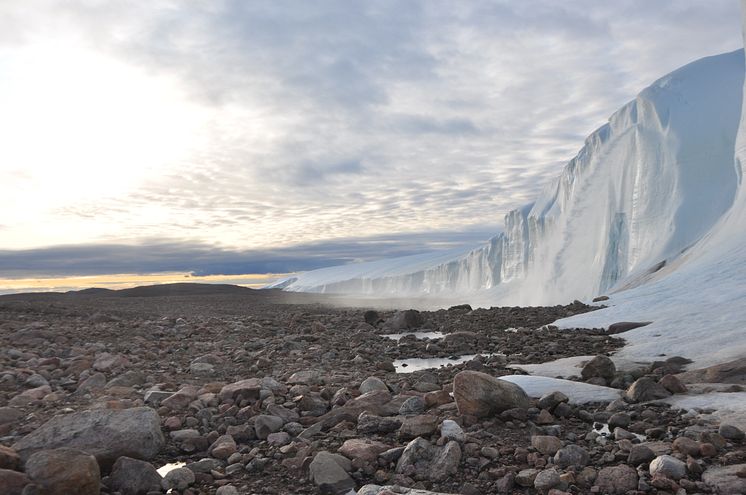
<box><xmin>0</xmin><ymin>0</ymin><xmax>741</xmax><ymax>265</ymax></box>
<box><xmin>0</xmin><ymin>227</ymin><xmax>497</xmax><ymax>278</ymax></box>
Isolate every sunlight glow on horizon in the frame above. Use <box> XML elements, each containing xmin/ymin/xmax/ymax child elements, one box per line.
<box><xmin>0</xmin><ymin>272</ymin><xmax>294</xmax><ymax>295</ymax></box>
<box><xmin>0</xmin><ymin>37</ymin><xmax>209</xmax><ymax>249</ymax></box>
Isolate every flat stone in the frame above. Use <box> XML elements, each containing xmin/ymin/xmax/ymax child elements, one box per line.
<box><xmin>13</xmin><ymin>406</ymin><xmax>164</xmax><ymax>468</ymax></box>
<box><xmin>219</xmin><ymin>378</ymin><xmax>262</xmax><ymax>402</ymax></box>
<box><xmin>398</xmin><ymin>415</ymin><xmax>438</xmax><ymax>439</ymax></box>
<box><xmin>338</xmin><ymin>439</ymin><xmax>390</xmax><ymax>464</ymax></box>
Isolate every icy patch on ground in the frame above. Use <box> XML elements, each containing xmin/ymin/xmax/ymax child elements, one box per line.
<box><xmin>510</xmin><ymin>355</ymin><xmax>649</xmax><ymax>378</ymax></box>
<box><xmin>663</xmin><ymin>391</ymin><xmax>746</xmax><ymax>431</ymax></box>
<box><xmin>498</xmin><ymin>375</ymin><xmax>621</xmax><ymax>404</ymax></box>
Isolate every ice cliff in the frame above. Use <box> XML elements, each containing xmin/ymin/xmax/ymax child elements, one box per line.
<box><xmin>275</xmin><ymin>49</ymin><xmax>745</xmax><ymax>307</ymax></box>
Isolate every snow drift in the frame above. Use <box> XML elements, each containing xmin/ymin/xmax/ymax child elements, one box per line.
<box><xmin>275</xmin><ymin>49</ymin><xmax>745</xmax><ymax>309</ymax></box>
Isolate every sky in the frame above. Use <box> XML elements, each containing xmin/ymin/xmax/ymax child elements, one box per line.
<box><xmin>0</xmin><ymin>0</ymin><xmax>743</xmax><ymax>286</ymax></box>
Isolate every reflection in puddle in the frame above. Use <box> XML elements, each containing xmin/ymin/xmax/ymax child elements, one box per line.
<box><xmin>382</xmin><ymin>331</ymin><xmax>445</xmax><ymax>341</ymax></box>
<box><xmin>394</xmin><ymin>354</ymin><xmax>494</xmax><ymax>373</ymax></box>
<box><xmin>157</xmin><ymin>461</ymin><xmax>186</xmax><ymax>477</ymax></box>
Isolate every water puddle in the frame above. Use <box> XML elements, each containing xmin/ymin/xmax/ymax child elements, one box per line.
<box><xmin>157</xmin><ymin>461</ymin><xmax>186</xmax><ymax>477</ymax></box>
<box><xmin>394</xmin><ymin>353</ymin><xmax>494</xmax><ymax>373</ymax></box>
<box><xmin>382</xmin><ymin>331</ymin><xmax>445</xmax><ymax>341</ymax></box>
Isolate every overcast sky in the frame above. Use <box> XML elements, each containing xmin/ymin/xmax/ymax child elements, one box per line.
<box><xmin>0</xmin><ymin>0</ymin><xmax>742</xmax><ymax>278</ymax></box>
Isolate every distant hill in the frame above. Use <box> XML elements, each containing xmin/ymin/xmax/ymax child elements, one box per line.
<box><xmin>70</xmin><ymin>283</ymin><xmax>259</xmax><ymax>298</ymax></box>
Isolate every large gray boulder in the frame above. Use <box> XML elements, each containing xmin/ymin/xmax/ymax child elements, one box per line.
<box><xmin>13</xmin><ymin>407</ymin><xmax>164</xmax><ymax>468</ymax></box>
<box><xmin>396</xmin><ymin>437</ymin><xmax>461</xmax><ymax>482</ymax></box>
<box><xmin>309</xmin><ymin>451</ymin><xmax>355</xmax><ymax>494</ymax></box>
<box><xmin>581</xmin><ymin>355</ymin><xmax>616</xmax><ymax>381</ymax></box>
<box><xmin>453</xmin><ymin>371</ymin><xmax>529</xmax><ymax>417</ymax></box>
<box><xmin>108</xmin><ymin>456</ymin><xmax>163</xmax><ymax>495</ymax></box>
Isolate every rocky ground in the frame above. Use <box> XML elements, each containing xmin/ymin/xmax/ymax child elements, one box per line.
<box><xmin>0</xmin><ymin>285</ymin><xmax>744</xmax><ymax>494</ymax></box>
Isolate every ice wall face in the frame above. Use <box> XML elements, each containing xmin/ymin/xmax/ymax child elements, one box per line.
<box><xmin>278</xmin><ymin>50</ymin><xmax>745</xmax><ymax>305</ymax></box>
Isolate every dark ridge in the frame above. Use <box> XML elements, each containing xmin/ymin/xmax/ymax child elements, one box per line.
<box><xmin>98</xmin><ymin>283</ymin><xmax>258</xmax><ymax>298</ymax></box>
<box><xmin>1</xmin><ymin>283</ymin><xmax>261</xmax><ymax>300</ymax></box>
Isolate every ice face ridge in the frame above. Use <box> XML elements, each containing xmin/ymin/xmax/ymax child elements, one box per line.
<box><xmin>279</xmin><ymin>50</ymin><xmax>744</xmax><ymax>305</ymax></box>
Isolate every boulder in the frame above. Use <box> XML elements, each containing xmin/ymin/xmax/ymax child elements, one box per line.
<box><xmin>534</xmin><ymin>468</ymin><xmax>561</xmax><ymax>492</ymax></box>
<box><xmin>606</xmin><ymin>321</ymin><xmax>651</xmax><ymax>334</ymax></box>
<box><xmin>453</xmin><ymin>371</ymin><xmax>529</xmax><ymax>417</ymax></box>
<box><xmin>25</xmin><ymin>448</ymin><xmax>100</xmax><ymax>495</ymax></box>
<box><xmin>581</xmin><ymin>355</ymin><xmax>616</xmax><ymax>381</ymax></box>
<box><xmin>388</xmin><ymin>310</ymin><xmax>424</xmax><ymax>330</ymax></box>
<box><xmin>719</xmin><ymin>424</ymin><xmax>745</xmax><ymax>441</ymax></box>
<box><xmin>537</xmin><ymin>391</ymin><xmax>569</xmax><ymax>411</ymax></box>
<box><xmin>531</xmin><ymin>435</ymin><xmax>562</xmax><ymax>456</ymax></box>
<box><xmin>627</xmin><ymin>444</ymin><xmax>656</xmax><ymax>466</ymax></box>
<box><xmin>702</xmin><ymin>463</ymin><xmax>746</xmax><ymax>494</ymax></box>
<box><xmin>359</xmin><ymin>377</ymin><xmax>388</xmax><ymax>394</ymax></box>
<box><xmin>209</xmin><ymin>435</ymin><xmax>237</xmax><ymax>459</ymax></box>
<box><xmin>395</xmin><ymin>437</ymin><xmax>460</xmax><ymax>482</ymax></box>
<box><xmin>428</xmin><ymin>441</ymin><xmax>461</xmax><ymax>482</ymax></box>
<box><xmin>440</xmin><ymin>420</ymin><xmax>465</xmax><ymax>443</ymax></box>
<box><xmin>398</xmin><ymin>415</ymin><xmax>438</xmax><ymax>439</ymax></box>
<box><xmin>554</xmin><ymin>445</ymin><xmax>589</xmax><ymax>468</ymax></box>
<box><xmin>0</xmin><ymin>446</ymin><xmax>19</xmax><ymax>470</ymax></box>
<box><xmin>254</xmin><ymin>415</ymin><xmax>284</xmax><ymax>439</ymax></box>
<box><xmin>338</xmin><ymin>439</ymin><xmax>390</xmax><ymax>464</ymax></box>
<box><xmin>219</xmin><ymin>378</ymin><xmax>261</xmax><ymax>402</ymax></box>
<box><xmin>0</xmin><ymin>468</ymin><xmax>30</xmax><ymax>495</ymax></box>
<box><xmin>649</xmin><ymin>455</ymin><xmax>686</xmax><ymax>480</ymax></box>
<box><xmin>675</xmin><ymin>357</ymin><xmax>746</xmax><ymax>384</ymax></box>
<box><xmin>109</xmin><ymin>456</ymin><xmax>163</xmax><ymax>495</ymax></box>
<box><xmin>13</xmin><ymin>407</ymin><xmax>164</xmax><ymax>468</ymax></box>
<box><xmin>399</xmin><ymin>396</ymin><xmax>426</xmax><ymax>416</ymax></box>
<box><xmin>161</xmin><ymin>386</ymin><xmax>200</xmax><ymax>410</ymax></box>
<box><xmin>162</xmin><ymin>466</ymin><xmax>195</xmax><ymax>491</ymax></box>
<box><xmin>625</xmin><ymin>377</ymin><xmax>671</xmax><ymax>402</ymax></box>
<box><xmin>659</xmin><ymin>374</ymin><xmax>687</xmax><ymax>394</ymax></box>
<box><xmin>594</xmin><ymin>465</ymin><xmax>638</xmax><ymax>494</ymax></box>
<box><xmin>0</xmin><ymin>407</ymin><xmax>22</xmax><ymax>425</ymax></box>
<box><xmin>357</xmin><ymin>413</ymin><xmax>401</xmax><ymax>435</ymax></box>
<box><xmin>309</xmin><ymin>451</ymin><xmax>355</xmax><ymax>494</ymax></box>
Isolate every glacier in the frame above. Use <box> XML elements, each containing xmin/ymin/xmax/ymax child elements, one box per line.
<box><xmin>274</xmin><ymin>49</ymin><xmax>745</xmax><ymax>311</ymax></box>
<box><xmin>272</xmin><ymin>5</ymin><xmax>746</xmax><ymax>425</ymax></box>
